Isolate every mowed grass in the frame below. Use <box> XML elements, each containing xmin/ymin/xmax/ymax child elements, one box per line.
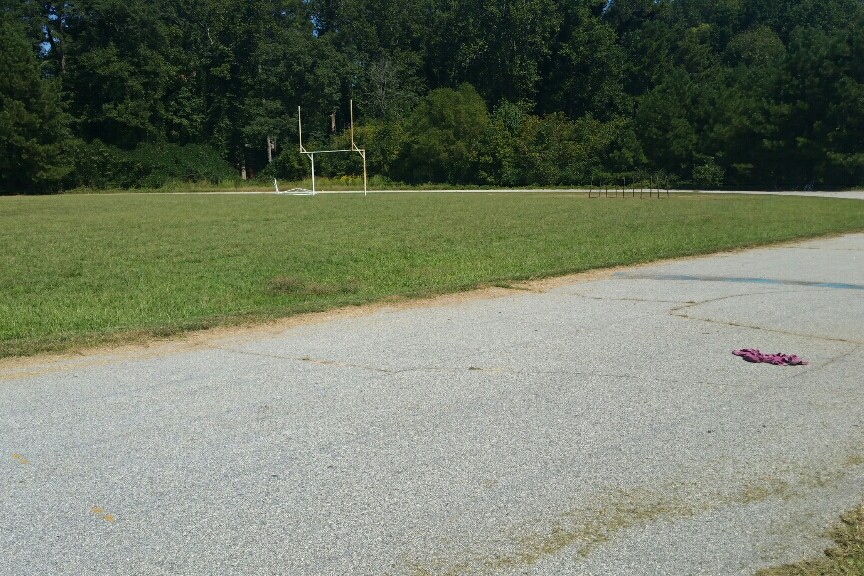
<box><xmin>757</xmin><ymin>504</ymin><xmax>864</xmax><ymax>575</ymax></box>
<box><xmin>2</xmin><ymin>192</ymin><xmax>864</xmax><ymax>358</ymax></box>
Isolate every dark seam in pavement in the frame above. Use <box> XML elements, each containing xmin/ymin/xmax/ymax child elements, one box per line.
<box><xmin>463</xmin><ymin>367</ymin><xmax>786</xmax><ymax>389</ymax></box>
<box><xmin>618</xmin><ymin>272</ymin><xmax>864</xmax><ymax>291</ymax></box>
<box><xmin>569</xmin><ymin>289</ymin><xmax>784</xmax><ymax>308</ymax></box>
<box><xmin>211</xmin><ymin>349</ymin><xmax>781</xmax><ymax>389</ymax></box>
<box><xmin>215</xmin><ymin>347</ymin><xmax>491</xmax><ymax>377</ymax></box>
<box><xmin>789</xmin><ymin>344</ymin><xmax>862</xmax><ymax>381</ymax></box>
<box><xmin>666</xmin><ymin>290</ymin><xmax>864</xmax><ymax>344</ymax></box>
<box><xmin>670</xmin><ymin>313</ymin><xmax>864</xmax><ymax>344</ymax></box>
<box><xmin>772</xmin><ymin>247</ymin><xmax>864</xmax><ymax>252</ymax></box>
<box><xmin>213</xmin><ymin>347</ymin><xmax>394</xmax><ymax>373</ymax></box>
<box><xmin>562</xmin><ymin>291</ymin><xmax>691</xmax><ymax>304</ymax></box>
<box><xmin>669</xmin><ymin>289</ymin><xmax>812</xmax><ymax>310</ymax></box>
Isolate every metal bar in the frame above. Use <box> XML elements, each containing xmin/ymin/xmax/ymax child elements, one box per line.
<box><xmin>310</xmin><ymin>153</ymin><xmax>315</xmax><ymax>195</ymax></box>
<box><xmin>350</xmin><ymin>99</ymin><xmax>355</xmax><ymax>150</ymax></box>
<box><xmin>361</xmin><ymin>150</ymin><xmax>367</xmax><ymax>196</ymax></box>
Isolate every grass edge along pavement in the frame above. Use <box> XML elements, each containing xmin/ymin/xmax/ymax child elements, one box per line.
<box><xmin>2</xmin><ymin>192</ymin><xmax>864</xmax><ymax>359</ymax></box>
<box><xmin>757</xmin><ymin>504</ymin><xmax>864</xmax><ymax>575</ymax></box>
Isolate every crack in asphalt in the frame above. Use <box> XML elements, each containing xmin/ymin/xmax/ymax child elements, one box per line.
<box><xmin>213</xmin><ymin>347</ymin><xmax>801</xmax><ymax>390</ymax></box>
<box><xmin>617</xmin><ymin>272</ymin><xmax>864</xmax><ymax>291</ymax></box>
<box><xmin>776</xmin><ymin>246</ymin><xmax>864</xmax><ymax>252</ymax></box>
<box><xmin>669</xmin><ymin>314</ymin><xmax>864</xmax><ymax>345</ymax></box>
<box><xmin>667</xmin><ymin>290</ymin><xmax>864</xmax><ymax>344</ymax></box>
<box><xmin>561</xmin><ymin>291</ymin><xmax>692</xmax><ymax>304</ymax></box>
<box><xmin>789</xmin><ymin>344</ymin><xmax>863</xmax><ymax>381</ymax></box>
<box><xmin>213</xmin><ymin>347</ymin><xmax>396</xmax><ymax>374</ymax></box>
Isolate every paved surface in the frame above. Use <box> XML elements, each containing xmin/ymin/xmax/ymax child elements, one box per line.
<box><xmin>2</xmin><ymin>234</ymin><xmax>864</xmax><ymax>576</ymax></box>
<box><xmin>691</xmin><ymin>190</ymin><xmax>864</xmax><ymax>200</ymax></box>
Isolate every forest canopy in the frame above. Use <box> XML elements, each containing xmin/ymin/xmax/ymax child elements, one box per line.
<box><xmin>1</xmin><ymin>0</ymin><xmax>863</xmax><ymax>193</ymax></box>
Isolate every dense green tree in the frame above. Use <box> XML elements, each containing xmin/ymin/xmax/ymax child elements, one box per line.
<box><xmin>425</xmin><ymin>0</ymin><xmax>561</xmax><ymax>104</ymax></box>
<box><xmin>605</xmin><ymin>0</ymin><xmax>677</xmax><ymax>96</ymax></box>
<box><xmin>538</xmin><ymin>0</ymin><xmax>628</xmax><ymax>120</ymax></box>
<box><xmin>3</xmin><ymin>0</ymin><xmax>864</xmax><ymax>191</ymax></box>
<box><xmin>0</xmin><ymin>15</ymin><xmax>72</xmax><ymax>193</ymax></box>
<box><xmin>823</xmin><ymin>12</ymin><xmax>864</xmax><ymax>186</ymax></box>
<box><xmin>60</xmin><ymin>1</ymin><xmax>176</xmax><ymax>146</ymax></box>
<box><xmin>307</xmin><ymin>0</ymin><xmax>428</xmax><ymax>120</ymax></box>
<box><xmin>393</xmin><ymin>84</ymin><xmax>490</xmax><ymax>183</ymax></box>
<box><xmin>635</xmin><ymin>68</ymin><xmax>697</xmax><ymax>176</ymax></box>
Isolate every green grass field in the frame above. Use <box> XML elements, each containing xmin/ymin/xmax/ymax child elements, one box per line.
<box><xmin>758</xmin><ymin>504</ymin><xmax>864</xmax><ymax>575</ymax></box>
<box><xmin>2</xmin><ymin>192</ymin><xmax>864</xmax><ymax>358</ymax></box>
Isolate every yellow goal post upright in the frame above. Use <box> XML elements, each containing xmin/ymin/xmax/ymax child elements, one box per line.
<box><xmin>295</xmin><ymin>100</ymin><xmax>367</xmax><ymax>196</ymax></box>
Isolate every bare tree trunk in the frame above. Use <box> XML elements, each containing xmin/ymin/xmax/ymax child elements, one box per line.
<box><xmin>45</xmin><ymin>7</ymin><xmax>65</xmax><ymax>75</ymax></box>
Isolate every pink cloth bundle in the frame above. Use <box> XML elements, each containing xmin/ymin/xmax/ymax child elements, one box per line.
<box><xmin>732</xmin><ymin>349</ymin><xmax>808</xmax><ymax>366</ymax></box>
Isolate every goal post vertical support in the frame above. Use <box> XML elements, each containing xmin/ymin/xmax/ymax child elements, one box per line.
<box><xmin>362</xmin><ymin>150</ymin><xmax>368</xmax><ymax>196</ymax></box>
<box><xmin>310</xmin><ymin>153</ymin><xmax>316</xmax><ymax>195</ymax></box>
<box><xmin>350</xmin><ymin>99</ymin><xmax>367</xmax><ymax>196</ymax></box>
<box><xmin>298</xmin><ymin>106</ymin><xmax>316</xmax><ymax>196</ymax></box>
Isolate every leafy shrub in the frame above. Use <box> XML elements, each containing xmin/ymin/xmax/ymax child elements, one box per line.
<box><xmin>70</xmin><ymin>141</ymin><xmax>233</xmax><ymax>189</ymax></box>
<box><xmin>692</xmin><ymin>158</ymin><xmax>725</xmax><ymax>188</ymax></box>
<box><xmin>258</xmin><ymin>148</ymin><xmax>308</xmax><ymax>181</ymax></box>
<box><xmin>393</xmin><ymin>84</ymin><xmax>490</xmax><ymax>184</ymax></box>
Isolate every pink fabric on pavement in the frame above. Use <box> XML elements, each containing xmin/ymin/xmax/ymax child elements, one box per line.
<box><xmin>732</xmin><ymin>348</ymin><xmax>808</xmax><ymax>366</ymax></box>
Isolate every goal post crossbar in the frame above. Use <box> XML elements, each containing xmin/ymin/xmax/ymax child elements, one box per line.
<box><xmin>297</xmin><ymin>100</ymin><xmax>367</xmax><ymax>196</ymax></box>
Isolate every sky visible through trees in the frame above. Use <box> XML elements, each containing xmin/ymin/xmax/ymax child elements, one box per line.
<box><xmin>1</xmin><ymin>0</ymin><xmax>863</xmax><ymax>193</ymax></box>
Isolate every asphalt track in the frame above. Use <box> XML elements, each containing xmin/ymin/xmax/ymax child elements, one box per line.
<box><xmin>2</xmin><ymin>232</ymin><xmax>864</xmax><ymax>575</ymax></box>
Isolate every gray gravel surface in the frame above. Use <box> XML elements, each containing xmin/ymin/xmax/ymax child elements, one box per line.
<box><xmin>2</xmin><ymin>234</ymin><xmax>864</xmax><ymax>576</ymax></box>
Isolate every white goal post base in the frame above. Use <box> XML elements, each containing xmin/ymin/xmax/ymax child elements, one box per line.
<box><xmin>297</xmin><ymin>100</ymin><xmax>368</xmax><ymax>196</ymax></box>
<box><xmin>273</xmin><ymin>179</ymin><xmax>313</xmax><ymax>195</ymax></box>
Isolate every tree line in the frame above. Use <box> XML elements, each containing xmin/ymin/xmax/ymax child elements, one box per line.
<box><xmin>2</xmin><ymin>0</ymin><xmax>863</xmax><ymax>193</ymax></box>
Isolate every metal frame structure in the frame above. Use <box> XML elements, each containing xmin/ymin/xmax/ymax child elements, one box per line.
<box><xmin>297</xmin><ymin>100</ymin><xmax>367</xmax><ymax>196</ymax></box>
<box><xmin>588</xmin><ymin>174</ymin><xmax>670</xmax><ymax>199</ymax></box>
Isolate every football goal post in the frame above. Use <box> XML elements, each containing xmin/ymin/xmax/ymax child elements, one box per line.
<box><xmin>294</xmin><ymin>100</ymin><xmax>368</xmax><ymax>196</ymax></box>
